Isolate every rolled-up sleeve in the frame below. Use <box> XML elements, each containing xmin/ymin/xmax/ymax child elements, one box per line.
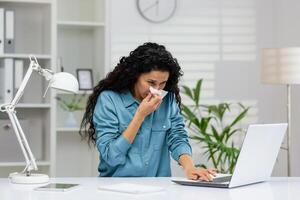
<box><xmin>167</xmin><ymin>94</ymin><xmax>192</xmax><ymax>163</ymax></box>
<box><xmin>93</xmin><ymin>91</ymin><xmax>131</xmax><ymax>167</ymax></box>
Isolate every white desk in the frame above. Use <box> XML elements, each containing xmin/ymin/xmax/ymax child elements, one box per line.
<box><xmin>0</xmin><ymin>177</ymin><xmax>299</xmax><ymax>200</ymax></box>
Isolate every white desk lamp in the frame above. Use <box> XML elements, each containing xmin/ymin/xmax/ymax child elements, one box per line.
<box><xmin>262</xmin><ymin>47</ymin><xmax>300</xmax><ymax>176</ymax></box>
<box><xmin>0</xmin><ymin>55</ymin><xmax>79</xmax><ymax>184</ymax></box>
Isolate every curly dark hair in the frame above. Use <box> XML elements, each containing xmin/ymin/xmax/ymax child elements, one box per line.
<box><xmin>79</xmin><ymin>42</ymin><xmax>183</xmax><ymax>145</ymax></box>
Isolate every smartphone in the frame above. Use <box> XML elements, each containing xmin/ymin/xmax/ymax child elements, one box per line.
<box><xmin>34</xmin><ymin>183</ymin><xmax>79</xmax><ymax>192</ymax></box>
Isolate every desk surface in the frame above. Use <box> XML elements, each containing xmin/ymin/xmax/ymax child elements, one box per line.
<box><xmin>0</xmin><ymin>177</ymin><xmax>299</xmax><ymax>200</ymax></box>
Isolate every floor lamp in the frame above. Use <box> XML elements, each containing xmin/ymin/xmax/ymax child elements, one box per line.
<box><xmin>261</xmin><ymin>47</ymin><xmax>300</xmax><ymax>176</ymax></box>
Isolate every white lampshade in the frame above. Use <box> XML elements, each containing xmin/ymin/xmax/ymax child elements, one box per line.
<box><xmin>50</xmin><ymin>72</ymin><xmax>79</xmax><ymax>93</ymax></box>
<box><xmin>262</xmin><ymin>47</ymin><xmax>300</xmax><ymax>84</ymax></box>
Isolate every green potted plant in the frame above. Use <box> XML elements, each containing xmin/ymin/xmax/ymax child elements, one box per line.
<box><xmin>181</xmin><ymin>79</ymin><xmax>250</xmax><ymax>173</ymax></box>
<box><xmin>56</xmin><ymin>93</ymin><xmax>86</xmax><ymax>127</ymax></box>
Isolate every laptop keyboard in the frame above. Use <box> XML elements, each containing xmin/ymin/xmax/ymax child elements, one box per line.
<box><xmin>211</xmin><ymin>176</ymin><xmax>232</xmax><ymax>183</ymax></box>
<box><xmin>196</xmin><ymin>175</ymin><xmax>232</xmax><ymax>183</ymax></box>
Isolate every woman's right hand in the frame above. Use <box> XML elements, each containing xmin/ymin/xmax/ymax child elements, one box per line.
<box><xmin>136</xmin><ymin>93</ymin><xmax>162</xmax><ymax>118</ymax></box>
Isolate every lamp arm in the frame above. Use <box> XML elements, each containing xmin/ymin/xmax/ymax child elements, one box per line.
<box><xmin>6</xmin><ymin>107</ymin><xmax>37</xmax><ymax>175</ymax></box>
<box><xmin>11</xmin><ymin>56</ymin><xmax>54</xmax><ymax>107</ymax></box>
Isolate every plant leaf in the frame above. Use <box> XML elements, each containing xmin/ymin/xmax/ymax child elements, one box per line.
<box><xmin>182</xmin><ymin>85</ymin><xmax>194</xmax><ymax>100</ymax></box>
<box><xmin>211</xmin><ymin>125</ymin><xmax>220</xmax><ymax>141</ymax></box>
<box><xmin>193</xmin><ymin>79</ymin><xmax>202</xmax><ymax>107</ymax></box>
<box><xmin>230</xmin><ymin>106</ymin><xmax>250</xmax><ymax>127</ymax></box>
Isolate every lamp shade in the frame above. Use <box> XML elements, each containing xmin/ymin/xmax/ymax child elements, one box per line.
<box><xmin>50</xmin><ymin>72</ymin><xmax>79</xmax><ymax>93</ymax></box>
<box><xmin>262</xmin><ymin>47</ymin><xmax>300</xmax><ymax>84</ymax></box>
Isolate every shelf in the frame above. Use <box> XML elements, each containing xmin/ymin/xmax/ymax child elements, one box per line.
<box><xmin>55</xmin><ymin>0</ymin><xmax>105</xmax><ymax>177</ymax></box>
<box><xmin>57</xmin><ymin>127</ymin><xmax>80</xmax><ymax>132</ymax></box>
<box><xmin>57</xmin><ymin>21</ymin><xmax>105</xmax><ymax>29</ymax></box>
<box><xmin>16</xmin><ymin>103</ymin><xmax>51</xmax><ymax>108</ymax></box>
<box><xmin>0</xmin><ymin>161</ymin><xmax>51</xmax><ymax>167</ymax></box>
<box><xmin>0</xmin><ymin>54</ymin><xmax>51</xmax><ymax>60</ymax></box>
<box><xmin>56</xmin><ymin>90</ymin><xmax>92</xmax><ymax>95</ymax></box>
<box><xmin>0</xmin><ymin>0</ymin><xmax>51</xmax><ymax>4</ymax></box>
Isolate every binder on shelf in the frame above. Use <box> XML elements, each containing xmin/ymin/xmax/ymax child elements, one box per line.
<box><xmin>0</xmin><ymin>8</ymin><xmax>4</xmax><ymax>54</ymax></box>
<box><xmin>4</xmin><ymin>10</ymin><xmax>15</xmax><ymax>53</ymax></box>
<box><xmin>0</xmin><ymin>61</ymin><xmax>3</xmax><ymax>102</ymax></box>
<box><xmin>14</xmin><ymin>59</ymin><xmax>24</xmax><ymax>90</ymax></box>
<box><xmin>3</xmin><ymin>58</ymin><xmax>14</xmax><ymax>103</ymax></box>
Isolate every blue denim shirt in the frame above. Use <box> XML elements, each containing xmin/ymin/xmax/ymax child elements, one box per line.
<box><xmin>93</xmin><ymin>90</ymin><xmax>192</xmax><ymax>177</ymax></box>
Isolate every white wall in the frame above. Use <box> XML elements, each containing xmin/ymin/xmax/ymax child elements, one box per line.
<box><xmin>107</xmin><ymin>0</ymin><xmax>299</xmax><ymax>176</ymax></box>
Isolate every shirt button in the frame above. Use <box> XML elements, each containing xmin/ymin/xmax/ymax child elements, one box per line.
<box><xmin>145</xmin><ymin>162</ymin><xmax>149</xmax><ymax>166</ymax></box>
<box><xmin>163</xmin><ymin>125</ymin><xmax>166</xmax><ymax>128</ymax></box>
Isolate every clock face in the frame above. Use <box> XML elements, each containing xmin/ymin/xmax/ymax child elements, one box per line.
<box><xmin>136</xmin><ymin>0</ymin><xmax>177</xmax><ymax>23</ymax></box>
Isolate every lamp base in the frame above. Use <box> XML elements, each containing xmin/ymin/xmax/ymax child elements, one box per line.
<box><xmin>9</xmin><ymin>172</ymin><xmax>49</xmax><ymax>184</ymax></box>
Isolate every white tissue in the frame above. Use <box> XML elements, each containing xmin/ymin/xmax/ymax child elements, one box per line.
<box><xmin>149</xmin><ymin>86</ymin><xmax>168</xmax><ymax>99</ymax></box>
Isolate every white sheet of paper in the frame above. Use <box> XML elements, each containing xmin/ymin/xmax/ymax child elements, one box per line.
<box><xmin>98</xmin><ymin>183</ymin><xmax>165</xmax><ymax>194</ymax></box>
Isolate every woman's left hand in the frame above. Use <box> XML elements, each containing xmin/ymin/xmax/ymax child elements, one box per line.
<box><xmin>184</xmin><ymin>167</ymin><xmax>217</xmax><ymax>181</ymax></box>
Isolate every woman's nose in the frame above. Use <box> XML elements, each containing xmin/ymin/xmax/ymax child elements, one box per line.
<box><xmin>153</xmin><ymin>85</ymin><xmax>160</xmax><ymax>90</ymax></box>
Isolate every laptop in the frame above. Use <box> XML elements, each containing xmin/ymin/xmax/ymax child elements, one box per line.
<box><xmin>172</xmin><ymin>123</ymin><xmax>288</xmax><ymax>188</ymax></box>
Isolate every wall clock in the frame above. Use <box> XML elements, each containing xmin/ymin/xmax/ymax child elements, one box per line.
<box><xmin>136</xmin><ymin>0</ymin><xmax>177</xmax><ymax>23</ymax></box>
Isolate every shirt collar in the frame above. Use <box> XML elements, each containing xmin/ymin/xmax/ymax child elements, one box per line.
<box><xmin>121</xmin><ymin>90</ymin><xmax>140</xmax><ymax>108</ymax></box>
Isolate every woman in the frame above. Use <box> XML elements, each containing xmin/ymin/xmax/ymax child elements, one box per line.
<box><xmin>80</xmin><ymin>42</ymin><xmax>215</xmax><ymax>181</ymax></box>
